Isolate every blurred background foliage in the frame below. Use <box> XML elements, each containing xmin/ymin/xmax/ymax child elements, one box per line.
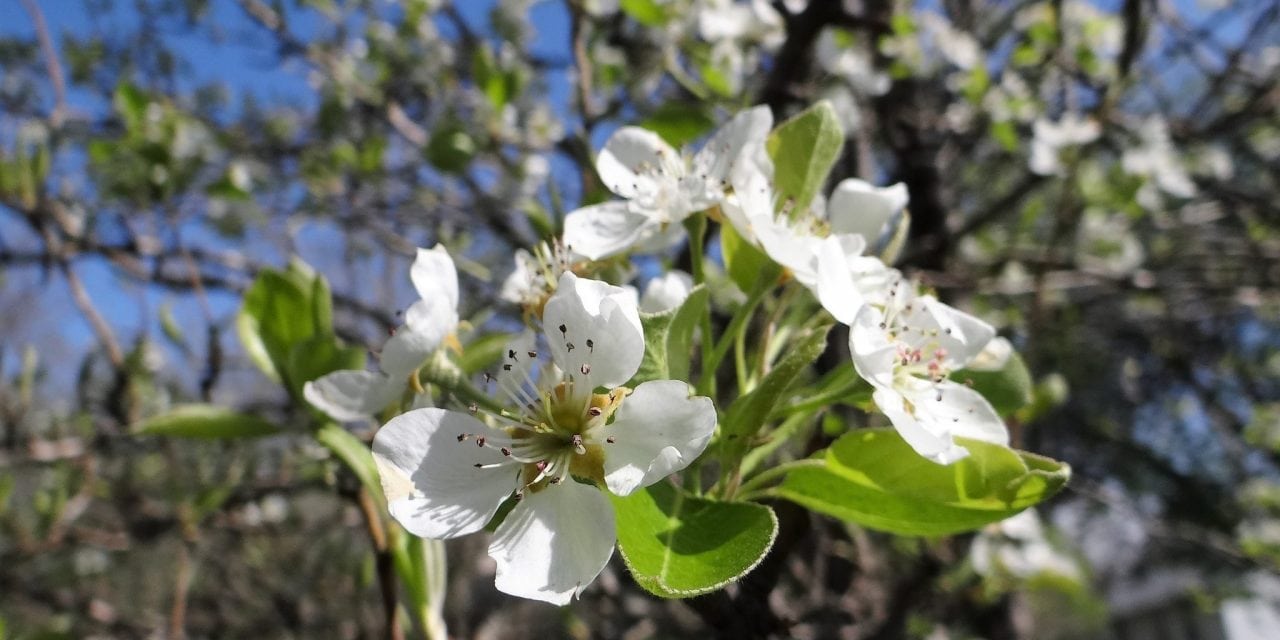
<box><xmin>1</xmin><ymin>0</ymin><xmax>1278</xmax><ymax>638</ymax></box>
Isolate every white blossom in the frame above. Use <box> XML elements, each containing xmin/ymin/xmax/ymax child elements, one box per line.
<box><xmin>1028</xmin><ymin>115</ymin><xmax>1101</xmax><ymax>176</ymax></box>
<box><xmin>563</xmin><ymin>106</ymin><xmax>773</xmax><ymax>260</ymax></box>
<box><xmin>639</xmin><ymin>270</ymin><xmax>695</xmax><ymax>313</ymax></box>
<box><xmin>372</xmin><ymin>273</ymin><xmax>717</xmax><ymax>604</ymax></box>
<box><xmin>304</xmin><ymin>245</ymin><xmax>458</xmax><ymax>421</ymax></box>
<box><xmin>849</xmin><ymin>279</ymin><xmax>1008</xmax><ymax>464</ymax></box>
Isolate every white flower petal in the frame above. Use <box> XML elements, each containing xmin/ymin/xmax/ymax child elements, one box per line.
<box><xmin>372</xmin><ymin>408</ymin><xmax>517</xmax><ymax>539</ymax></box>
<box><xmin>410</xmin><ymin>245</ymin><xmax>459</xmax><ymax>312</ymax></box>
<box><xmin>826</xmin><ymin>179</ymin><xmax>909</xmax><ymax>245</ymax></box>
<box><xmin>404</xmin><ymin>298</ymin><xmax>459</xmax><ymax>354</ymax></box>
<box><xmin>874</xmin><ymin>378</ymin><xmax>1008</xmax><ymax>464</ymax></box>
<box><xmin>814</xmin><ymin>234</ymin><xmax>872</xmax><ymax>324</ymax></box>
<box><xmin>916</xmin><ymin>296</ymin><xmax>996</xmax><ymax>368</ymax></box>
<box><xmin>489</xmin><ymin>481</ymin><xmax>616</xmax><ymax>605</ymax></box>
<box><xmin>691</xmin><ymin>105</ymin><xmax>774</xmax><ymax>189</ymax></box>
<box><xmin>753</xmin><ymin>215</ymin><xmax>824</xmax><ymax>285</ymax></box>
<box><xmin>493</xmin><ymin>330</ymin><xmax>541</xmax><ymax>405</ymax></box>
<box><xmin>872</xmin><ymin>386</ymin><xmax>971</xmax><ymax>465</ymax></box>
<box><xmin>543</xmin><ymin>272</ymin><xmax>644</xmax><ymax>390</ymax></box>
<box><xmin>563</xmin><ymin>201</ymin><xmax>667</xmax><ymax>261</ymax></box>
<box><xmin>303</xmin><ymin>370</ymin><xmax>404</xmax><ymax>422</ymax></box>
<box><xmin>380</xmin><ymin>326</ymin><xmax>437</xmax><ymax>379</ymax></box>
<box><xmin>849</xmin><ymin>302</ymin><xmax>899</xmax><ymax>388</ymax></box>
<box><xmin>599</xmin><ymin>380</ymin><xmax>717</xmax><ymax>496</ymax></box>
<box><xmin>596</xmin><ymin>127</ymin><xmax>681</xmax><ymax>200</ymax></box>
<box><xmin>639</xmin><ymin>270</ymin><xmax>694</xmax><ymax>313</ymax></box>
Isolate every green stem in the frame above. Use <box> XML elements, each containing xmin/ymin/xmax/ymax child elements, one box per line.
<box><xmin>684</xmin><ymin>214</ymin><xmax>717</xmax><ymax>398</ymax></box>
<box><xmin>735</xmin><ymin>458</ymin><xmax>823</xmax><ymax>499</ymax></box>
<box><xmin>704</xmin><ymin>280</ymin><xmax>770</xmax><ymax>394</ymax></box>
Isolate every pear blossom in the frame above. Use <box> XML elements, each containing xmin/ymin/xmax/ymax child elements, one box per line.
<box><xmin>722</xmin><ymin>172</ymin><xmax>904</xmax><ymax>324</ymax></box>
<box><xmin>304</xmin><ymin>245</ymin><xmax>458</xmax><ymax>421</ymax></box>
<box><xmin>970</xmin><ymin>510</ymin><xmax>1083</xmax><ymax>581</ymax></box>
<box><xmin>639</xmin><ymin>270</ymin><xmax>695</xmax><ymax>313</ymax></box>
<box><xmin>372</xmin><ymin>272</ymin><xmax>717</xmax><ymax>604</ymax></box>
<box><xmin>816</xmin><ymin>30</ymin><xmax>890</xmax><ymax>96</ymax></box>
<box><xmin>697</xmin><ymin>0</ymin><xmax>785</xmax><ymax>50</ymax></box>
<box><xmin>1028</xmin><ymin>115</ymin><xmax>1101</xmax><ymax>176</ymax></box>
<box><xmin>849</xmin><ymin>279</ymin><xmax>1009</xmax><ymax>464</ymax></box>
<box><xmin>1123</xmin><ymin>116</ymin><xmax>1196</xmax><ymax>203</ymax></box>
<box><xmin>563</xmin><ymin>106</ymin><xmax>773</xmax><ymax>260</ymax></box>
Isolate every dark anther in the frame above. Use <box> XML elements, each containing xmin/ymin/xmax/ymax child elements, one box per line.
<box><xmin>580</xmin><ymin>364</ymin><xmax>591</xmax><ymax>375</ymax></box>
<box><xmin>457</xmin><ymin>433</ymin><xmax>468</xmax><ymax>442</ymax></box>
<box><xmin>559</xmin><ymin>324</ymin><xmax>567</xmax><ymax>335</ymax></box>
<box><xmin>476</xmin><ymin>436</ymin><xmax>487</xmax><ymax>447</ymax></box>
<box><xmin>566</xmin><ymin>342</ymin><xmax>575</xmax><ymax>352</ymax></box>
<box><xmin>588</xmin><ymin>407</ymin><xmax>603</xmax><ymax>417</ymax></box>
<box><xmin>508</xmin><ymin>349</ymin><xmax>517</xmax><ymax>359</ymax></box>
<box><xmin>606</xmin><ymin>436</ymin><xmax>616</xmax><ymax>444</ymax></box>
<box><xmin>503</xmin><ymin>364</ymin><xmax>513</xmax><ymax>371</ymax></box>
<box><xmin>501</xmin><ymin>447</ymin><xmax>512</xmax><ymax>456</ymax></box>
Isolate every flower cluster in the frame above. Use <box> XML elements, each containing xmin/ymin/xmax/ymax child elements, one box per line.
<box><xmin>371</xmin><ymin>270</ymin><xmax>715</xmax><ymax>604</ymax></box>
<box><xmin>348</xmin><ymin>102</ymin><xmax>1036</xmax><ymax>606</ymax></box>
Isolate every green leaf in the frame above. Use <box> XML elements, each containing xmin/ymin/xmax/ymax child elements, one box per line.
<box><xmin>288</xmin><ymin>336</ymin><xmax>367</xmax><ymax>401</ymax></box>
<box><xmin>134</xmin><ymin>404</ymin><xmax>279</xmax><ymax>439</ymax></box>
<box><xmin>953</xmin><ymin>349</ymin><xmax>1034</xmax><ymax>418</ymax></box>
<box><xmin>611</xmin><ymin>481</ymin><xmax>778</xmax><ymax>598</ymax></box>
<box><xmin>632</xmin><ymin>285</ymin><xmax>709</xmax><ymax>385</ymax></box>
<box><xmin>766</xmin><ymin>101</ymin><xmax>845</xmax><ymax>216</ymax></box>
<box><xmin>776</xmin><ymin>429</ymin><xmax>1070</xmax><ymax>536</ymax></box>
<box><xmin>723</xmin><ymin>325</ymin><xmax>831</xmax><ymax>443</ymax></box>
<box><xmin>719</xmin><ymin>222</ymin><xmax>777</xmax><ymax>294</ymax></box>
<box><xmin>114</xmin><ymin>83</ymin><xmax>149</xmax><ymax>131</ymax></box>
<box><xmin>236</xmin><ymin>259</ymin><xmax>340</xmax><ymax>393</ymax></box>
<box><xmin>620</xmin><ymin>0</ymin><xmax>668</xmax><ymax>26</ymax></box>
<box><xmin>426</xmin><ymin>124</ymin><xmax>476</xmax><ymax>173</ymax></box>
<box><xmin>638</xmin><ymin>104</ymin><xmax>716</xmax><ymax>148</ymax></box>
<box><xmin>316</xmin><ymin>422</ymin><xmax>382</xmax><ymax>501</ymax></box>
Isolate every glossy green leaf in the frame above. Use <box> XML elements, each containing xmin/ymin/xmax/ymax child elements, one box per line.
<box><xmin>287</xmin><ymin>336</ymin><xmax>367</xmax><ymax>401</ymax></box>
<box><xmin>766</xmin><ymin>101</ymin><xmax>844</xmax><ymax>216</ymax></box>
<box><xmin>632</xmin><ymin>285</ymin><xmax>709</xmax><ymax>385</ymax></box>
<box><xmin>719</xmin><ymin>222</ymin><xmax>777</xmax><ymax>294</ymax></box>
<box><xmin>776</xmin><ymin>429</ymin><xmax>1070</xmax><ymax>536</ymax></box>
<box><xmin>953</xmin><ymin>349</ymin><xmax>1034</xmax><ymax>418</ymax></box>
<box><xmin>611</xmin><ymin>481</ymin><xmax>777</xmax><ymax>598</ymax></box>
<box><xmin>236</xmin><ymin>259</ymin><xmax>345</xmax><ymax>396</ymax></box>
<box><xmin>639</xmin><ymin>104</ymin><xmax>715</xmax><ymax>148</ymax></box>
<box><xmin>134</xmin><ymin>404</ymin><xmax>279</xmax><ymax>439</ymax></box>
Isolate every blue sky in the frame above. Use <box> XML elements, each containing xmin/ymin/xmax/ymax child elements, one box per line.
<box><xmin>0</xmin><ymin>0</ymin><xmax>577</xmax><ymax>397</ymax></box>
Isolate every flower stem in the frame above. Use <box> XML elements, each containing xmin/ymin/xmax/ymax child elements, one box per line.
<box><xmin>684</xmin><ymin>213</ymin><xmax>717</xmax><ymax>398</ymax></box>
<box><xmin>735</xmin><ymin>458</ymin><xmax>824</xmax><ymax>499</ymax></box>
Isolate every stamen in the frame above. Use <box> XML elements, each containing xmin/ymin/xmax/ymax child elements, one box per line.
<box><xmin>580</xmin><ymin>364</ymin><xmax>591</xmax><ymax>375</ymax></box>
<box><xmin>606</xmin><ymin>436</ymin><xmax>616</xmax><ymax>444</ymax></box>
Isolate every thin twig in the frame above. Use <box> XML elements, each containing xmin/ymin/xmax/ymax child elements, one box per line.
<box><xmin>20</xmin><ymin>0</ymin><xmax>67</xmax><ymax>126</ymax></box>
